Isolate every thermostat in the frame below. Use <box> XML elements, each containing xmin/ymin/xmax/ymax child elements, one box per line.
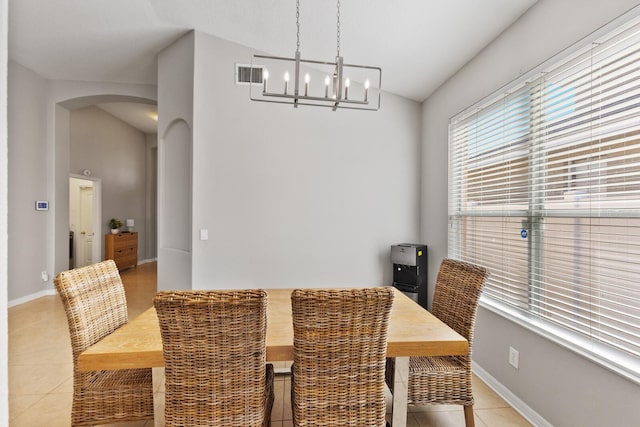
<box><xmin>35</xmin><ymin>200</ymin><xmax>49</xmax><ymax>211</ymax></box>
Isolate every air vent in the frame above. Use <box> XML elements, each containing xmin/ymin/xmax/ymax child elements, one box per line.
<box><xmin>235</xmin><ymin>63</ymin><xmax>263</xmax><ymax>85</ymax></box>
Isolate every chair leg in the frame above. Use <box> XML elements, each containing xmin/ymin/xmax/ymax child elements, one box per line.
<box><xmin>463</xmin><ymin>404</ymin><xmax>475</xmax><ymax>427</ymax></box>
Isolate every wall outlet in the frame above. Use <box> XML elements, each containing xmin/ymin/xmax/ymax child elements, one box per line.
<box><xmin>41</xmin><ymin>271</ymin><xmax>49</xmax><ymax>282</ymax></box>
<box><xmin>509</xmin><ymin>346</ymin><xmax>519</xmax><ymax>369</ymax></box>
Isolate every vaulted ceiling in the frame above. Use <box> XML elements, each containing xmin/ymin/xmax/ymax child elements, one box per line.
<box><xmin>9</xmin><ymin>0</ymin><xmax>537</xmax><ymax>130</ymax></box>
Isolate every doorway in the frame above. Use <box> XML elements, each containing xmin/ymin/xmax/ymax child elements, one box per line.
<box><xmin>69</xmin><ymin>175</ymin><xmax>102</xmax><ymax>268</ymax></box>
<box><xmin>55</xmin><ymin>95</ymin><xmax>157</xmax><ymax>276</ymax></box>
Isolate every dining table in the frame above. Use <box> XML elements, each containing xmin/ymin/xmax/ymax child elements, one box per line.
<box><xmin>78</xmin><ymin>287</ymin><xmax>468</xmax><ymax>427</ymax></box>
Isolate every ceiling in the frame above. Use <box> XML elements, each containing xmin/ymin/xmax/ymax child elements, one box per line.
<box><xmin>9</xmin><ymin>0</ymin><xmax>537</xmax><ymax>131</ymax></box>
<box><xmin>96</xmin><ymin>103</ymin><xmax>158</xmax><ymax>134</ymax></box>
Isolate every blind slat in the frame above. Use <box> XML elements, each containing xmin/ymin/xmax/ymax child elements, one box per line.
<box><xmin>449</xmin><ymin>14</ymin><xmax>640</xmax><ymax>362</ymax></box>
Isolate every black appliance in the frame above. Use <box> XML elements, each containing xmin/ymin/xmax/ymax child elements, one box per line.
<box><xmin>391</xmin><ymin>243</ymin><xmax>428</xmax><ymax>309</ymax></box>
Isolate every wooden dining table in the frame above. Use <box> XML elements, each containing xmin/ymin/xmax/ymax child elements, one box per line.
<box><xmin>78</xmin><ymin>287</ymin><xmax>468</xmax><ymax>427</ymax></box>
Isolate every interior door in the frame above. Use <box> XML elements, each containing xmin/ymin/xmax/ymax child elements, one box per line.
<box><xmin>79</xmin><ymin>186</ymin><xmax>94</xmax><ymax>267</ymax></box>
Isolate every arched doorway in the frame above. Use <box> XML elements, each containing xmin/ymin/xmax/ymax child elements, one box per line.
<box><xmin>55</xmin><ymin>95</ymin><xmax>157</xmax><ymax>275</ymax></box>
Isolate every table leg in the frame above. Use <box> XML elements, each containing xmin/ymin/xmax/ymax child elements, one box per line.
<box><xmin>153</xmin><ymin>367</ymin><xmax>164</xmax><ymax>427</ymax></box>
<box><xmin>390</xmin><ymin>356</ymin><xmax>409</xmax><ymax>427</ymax></box>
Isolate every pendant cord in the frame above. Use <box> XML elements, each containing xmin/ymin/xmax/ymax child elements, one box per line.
<box><xmin>297</xmin><ymin>0</ymin><xmax>340</xmax><ymax>57</ymax></box>
<box><xmin>296</xmin><ymin>0</ymin><xmax>300</xmax><ymax>54</ymax></box>
<box><xmin>336</xmin><ymin>0</ymin><xmax>341</xmax><ymax>57</ymax></box>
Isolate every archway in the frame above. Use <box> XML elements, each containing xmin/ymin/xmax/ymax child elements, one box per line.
<box><xmin>55</xmin><ymin>94</ymin><xmax>157</xmax><ymax>275</ymax></box>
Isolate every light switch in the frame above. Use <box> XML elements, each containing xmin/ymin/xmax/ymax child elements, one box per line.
<box><xmin>199</xmin><ymin>229</ymin><xmax>209</xmax><ymax>241</ymax></box>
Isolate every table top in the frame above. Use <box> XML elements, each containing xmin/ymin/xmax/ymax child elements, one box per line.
<box><xmin>78</xmin><ymin>287</ymin><xmax>468</xmax><ymax>371</ymax></box>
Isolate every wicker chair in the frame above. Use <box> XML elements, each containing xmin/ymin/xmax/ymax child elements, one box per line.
<box><xmin>291</xmin><ymin>287</ymin><xmax>395</xmax><ymax>427</ymax></box>
<box><xmin>386</xmin><ymin>258</ymin><xmax>488</xmax><ymax>427</ymax></box>
<box><xmin>54</xmin><ymin>260</ymin><xmax>154</xmax><ymax>426</ymax></box>
<box><xmin>154</xmin><ymin>290</ymin><xmax>274</xmax><ymax>427</ymax></box>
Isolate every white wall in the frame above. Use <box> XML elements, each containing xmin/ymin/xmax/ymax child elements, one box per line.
<box><xmin>421</xmin><ymin>1</ymin><xmax>640</xmax><ymax>425</ymax></box>
<box><xmin>1</xmin><ymin>0</ymin><xmax>9</xmax><ymax>423</ymax></box>
<box><xmin>145</xmin><ymin>133</ymin><xmax>157</xmax><ymax>260</ymax></box>
<box><xmin>157</xmin><ymin>31</ymin><xmax>194</xmax><ymax>291</ymax></box>
<box><xmin>70</xmin><ymin>105</ymin><xmax>149</xmax><ymax>260</ymax></box>
<box><xmin>7</xmin><ymin>62</ymin><xmax>49</xmax><ymax>301</ymax></box>
<box><xmin>190</xmin><ymin>32</ymin><xmax>421</xmax><ymax>290</ymax></box>
<box><xmin>156</xmin><ymin>31</ymin><xmax>422</xmax><ymax>291</ymax></box>
<box><xmin>5</xmin><ymin>60</ymin><xmax>156</xmax><ymax>302</ymax></box>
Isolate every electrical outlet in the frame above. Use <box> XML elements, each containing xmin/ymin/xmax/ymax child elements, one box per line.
<box><xmin>509</xmin><ymin>346</ymin><xmax>519</xmax><ymax>369</ymax></box>
<box><xmin>41</xmin><ymin>271</ymin><xmax>49</xmax><ymax>282</ymax></box>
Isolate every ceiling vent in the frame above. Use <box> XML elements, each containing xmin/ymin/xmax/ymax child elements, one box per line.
<box><xmin>235</xmin><ymin>63</ymin><xmax>263</xmax><ymax>85</ymax></box>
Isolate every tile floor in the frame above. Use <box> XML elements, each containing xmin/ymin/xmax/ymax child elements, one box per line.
<box><xmin>9</xmin><ymin>262</ymin><xmax>532</xmax><ymax>426</ymax></box>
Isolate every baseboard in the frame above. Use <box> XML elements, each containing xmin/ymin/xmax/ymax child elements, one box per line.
<box><xmin>8</xmin><ymin>259</ymin><xmax>157</xmax><ymax>308</ymax></box>
<box><xmin>8</xmin><ymin>289</ymin><xmax>56</xmax><ymax>308</ymax></box>
<box><xmin>472</xmin><ymin>361</ymin><xmax>553</xmax><ymax>427</ymax></box>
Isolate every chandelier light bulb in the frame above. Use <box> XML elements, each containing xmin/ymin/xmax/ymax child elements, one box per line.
<box><xmin>324</xmin><ymin>75</ymin><xmax>331</xmax><ymax>98</ymax></box>
<box><xmin>284</xmin><ymin>71</ymin><xmax>290</xmax><ymax>94</ymax></box>
<box><xmin>263</xmin><ymin>69</ymin><xmax>269</xmax><ymax>92</ymax></box>
<box><xmin>364</xmin><ymin>79</ymin><xmax>370</xmax><ymax>102</ymax></box>
<box><xmin>344</xmin><ymin>78</ymin><xmax>350</xmax><ymax>100</ymax></box>
<box><xmin>304</xmin><ymin>73</ymin><xmax>310</xmax><ymax>96</ymax></box>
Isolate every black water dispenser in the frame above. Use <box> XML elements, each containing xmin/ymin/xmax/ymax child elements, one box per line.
<box><xmin>391</xmin><ymin>243</ymin><xmax>428</xmax><ymax>309</ymax></box>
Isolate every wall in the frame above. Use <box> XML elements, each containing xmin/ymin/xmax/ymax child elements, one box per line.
<box><xmin>156</xmin><ymin>31</ymin><xmax>421</xmax><ymax>291</ymax></box>
<box><xmin>7</xmin><ymin>62</ymin><xmax>49</xmax><ymax>301</ymax></box>
<box><xmin>5</xmin><ymin>60</ymin><xmax>156</xmax><ymax>302</ymax></box>
<box><xmin>1</xmin><ymin>0</ymin><xmax>9</xmax><ymax>422</ymax></box>
<box><xmin>421</xmin><ymin>0</ymin><xmax>640</xmax><ymax>425</ymax></box>
<box><xmin>145</xmin><ymin>133</ymin><xmax>157</xmax><ymax>260</ymax></box>
<box><xmin>157</xmin><ymin>31</ymin><xmax>194</xmax><ymax>291</ymax></box>
<box><xmin>190</xmin><ymin>32</ymin><xmax>421</xmax><ymax>290</ymax></box>
<box><xmin>70</xmin><ymin>105</ymin><xmax>149</xmax><ymax>261</ymax></box>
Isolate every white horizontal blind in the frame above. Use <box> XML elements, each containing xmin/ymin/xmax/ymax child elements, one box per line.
<box><xmin>449</xmin><ymin>16</ymin><xmax>640</xmax><ymax>360</ymax></box>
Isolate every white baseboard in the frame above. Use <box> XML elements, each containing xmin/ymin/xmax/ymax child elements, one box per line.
<box><xmin>8</xmin><ymin>289</ymin><xmax>56</xmax><ymax>308</ymax></box>
<box><xmin>472</xmin><ymin>361</ymin><xmax>553</xmax><ymax>427</ymax></box>
<box><xmin>8</xmin><ymin>259</ymin><xmax>158</xmax><ymax>308</ymax></box>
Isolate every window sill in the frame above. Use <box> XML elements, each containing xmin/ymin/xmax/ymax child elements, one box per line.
<box><xmin>479</xmin><ymin>296</ymin><xmax>640</xmax><ymax>386</ymax></box>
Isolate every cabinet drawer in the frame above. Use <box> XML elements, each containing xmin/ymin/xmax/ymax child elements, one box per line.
<box><xmin>115</xmin><ymin>254</ymin><xmax>137</xmax><ymax>270</ymax></box>
<box><xmin>113</xmin><ymin>233</ymin><xmax>137</xmax><ymax>250</ymax></box>
<box><xmin>114</xmin><ymin>247</ymin><xmax>137</xmax><ymax>258</ymax></box>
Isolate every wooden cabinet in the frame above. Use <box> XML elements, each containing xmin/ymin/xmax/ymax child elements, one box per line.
<box><xmin>105</xmin><ymin>232</ymin><xmax>138</xmax><ymax>271</ymax></box>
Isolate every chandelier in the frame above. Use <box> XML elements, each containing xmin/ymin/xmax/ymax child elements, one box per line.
<box><xmin>249</xmin><ymin>0</ymin><xmax>381</xmax><ymax>111</ymax></box>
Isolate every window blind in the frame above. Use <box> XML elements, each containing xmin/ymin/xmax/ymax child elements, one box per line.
<box><xmin>449</xmin><ymin>15</ymin><xmax>640</xmax><ymax>366</ymax></box>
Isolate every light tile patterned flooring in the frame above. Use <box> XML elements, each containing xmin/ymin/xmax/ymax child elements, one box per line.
<box><xmin>9</xmin><ymin>262</ymin><xmax>532</xmax><ymax>426</ymax></box>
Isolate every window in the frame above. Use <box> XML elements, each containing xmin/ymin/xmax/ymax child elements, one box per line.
<box><xmin>449</xmin><ymin>14</ymin><xmax>640</xmax><ymax>380</ymax></box>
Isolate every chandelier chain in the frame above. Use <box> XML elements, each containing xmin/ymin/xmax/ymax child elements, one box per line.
<box><xmin>336</xmin><ymin>0</ymin><xmax>341</xmax><ymax>57</ymax></box>
<box><xmin>296</xmin><ymin>0</ymin><xmax>300</xmax><ymax>53</ymax></box>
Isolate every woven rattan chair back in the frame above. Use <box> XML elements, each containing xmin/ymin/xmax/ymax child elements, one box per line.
<box><xmin>431</xmin><ymin>258</ymin><xmax>488</xmax><ymax>351</ymax></box>
<box><xmin>54</xmin><ymin>260</ymin><xmax>153</xmax><ymax>426</ymax></box>
<box><xmin>291</xmin><ymin>287</ymin><xmax>395</xmax><ymax>427</ymax></box>
<box><xmin>55</xmin><ymin>260</ymin><xmax>129</xmax><ymax>359</ymax></box>
<box><xmin>385</xmin><ymin>258</ymin><xmax>488</xmax><ymax>427</ymax></box>
<box><xmin>154</xmin><ymin>290</ymin><xmax>274</xmax><ymax>427</ymax></box>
